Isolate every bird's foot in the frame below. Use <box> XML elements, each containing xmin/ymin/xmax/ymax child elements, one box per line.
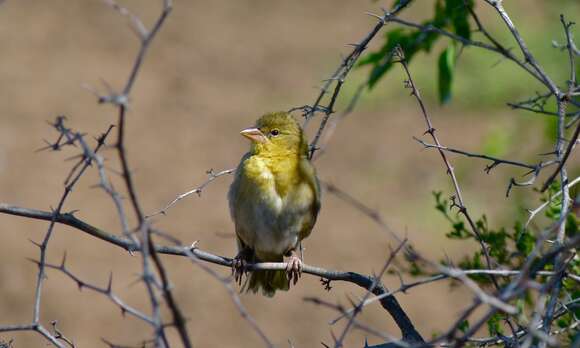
<box><xmin>232</xmin><ymin>250</ymin><xmax>251</xmax><ymax>285</ymax></box>
<box><xmin>285</xmin><ymin>251</ymin><xmax>303</xmax><ymax>286</ymax></box>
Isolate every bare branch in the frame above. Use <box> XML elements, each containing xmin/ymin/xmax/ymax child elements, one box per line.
<box><xmin>44</xmin><ymin>256</ymin><xmax>155</xmax><ymax>325</ymax></box>
<box><xmin>527</xmin><ymin>175</ymin><xmax>580</xmax><ymax>227</ymax></box>
<box><xmin>146</xmin><ymin>168</ymin><xmax>235</xmax><ymax>219</ymax></box>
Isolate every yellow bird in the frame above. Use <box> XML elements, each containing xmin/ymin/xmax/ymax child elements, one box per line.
<box><xmin>228</xmin><ymin>111</ymin><xmax>321</xmax><ymax>296</ymax></box>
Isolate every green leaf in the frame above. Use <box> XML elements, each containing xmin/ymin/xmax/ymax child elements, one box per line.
<box><xmin>445</xmin><ymin>0</ymin><xmax>473</xmax><ymax>40</ymax></box>
<box><xmin>433</xmin><ymin>191</ymin><xmax>447</xmax><ymax>214</ymax></box>
<box><xmin>446</xmin><ymin>220</ymin><xmax>471</xmax><ymax>239</ymax></box>
<box><xmin>437</xmin><ymin>45</ymin><xmax>455</xmax><ymax>104</ymax></box>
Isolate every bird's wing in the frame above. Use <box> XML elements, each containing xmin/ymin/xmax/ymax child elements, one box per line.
<box><xmin>228</xmin><ymin>152</ymin><xmax>250</xmax><ymax>219</ymax></box>
<box><xmin>298</xmin><ymin>157</ymin><xmax>321</xmax><ymax>241</ymax></box>
<box><xmin>228</xmin><ymin>152</ymin><xmax>254</xmax><ymax>249</ymax></box>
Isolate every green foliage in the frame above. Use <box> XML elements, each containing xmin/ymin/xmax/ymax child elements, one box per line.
<box><xmin>363</xmin><ymin>2</ymin><xmax>580</xmax><ymax>343</ymax></box>
<box><xmin>431</xmin><ymin>191</ymin><xmax>544</xmax><ymax>286</ymax></box>
<box><xmin>359</xmin><ymin>0</ymin><xmax>473</xmax><ymax>103</ymax></box>
<box><xmin>412</xmin><ymin>186</ymin><xmax>578</xmax><ymax>344</ymax></box>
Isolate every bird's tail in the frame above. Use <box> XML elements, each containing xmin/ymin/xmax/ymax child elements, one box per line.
<box><xmin>244</xmin><ymin>258</ymin><xmax>289</xmax><ymax>297</ymax></box>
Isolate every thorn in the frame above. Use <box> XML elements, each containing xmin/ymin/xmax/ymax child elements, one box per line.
<box><xmin>60</xmin><ymin>252</ymin><xmax>67</xmax><ymax>268</ymax></box>
<box><xmin>66</xmin><ymin>209</ymin><xmax>80</xmax><ymax>216</ymax></box>
<box><xmin>29</xmin><ymin>239</ymin><xmax>42</xmax><ymax>249</ymax></box>
<box><xmin>26</xmin><ymin>257</ymin><xmax>41</xmax><ymax>266</ymax></box>
<box><xmin>107</xmin><ymin>272</ymin><xmax>113</xmax><ymax>293</ymax></box>
<box><xmin>364</xmin><ymin>11</ymin><xmax>384</xmax><ymax>23</ymax></box>
<box><xmin>484</xmin><ymin>161</ymin><xmax>499</xmax><ymax>174</ymax></box>
<box><xmin>64</xmin><ymin>154</ymin><xmax>84</xmax><ymax>162</ymax></box>
<box><xmin>506</xmin><ymin>178</ymin><xmax>515</xmax><ymax>197</ymax></box>
<box><xmin>538</xmin><ymin>150</ymin><xmax>557</xmax><ymax>156</ymax></box>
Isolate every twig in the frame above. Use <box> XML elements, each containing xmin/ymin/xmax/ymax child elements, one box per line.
<box><xmin>44</xmin><ymin>254</ymin><xmax>155</xmax><ymax>325</ymax></box>
<box><xmin>0</xmin><ymin>324</ymin><xmax>64</xmax><ymax>348</ymax></box>
<box><xmin>541</xmin><ymin>111</ymin><xmax>580</xmax><ymax>192</ymax></box>
<box><xmin>146</xmin><ymin>168</ymin><xmax>235</xmax><ymax>219</ymax></box>
<box><xmin>413</xmin><ymin>137</ymin><xmax>551</xmax><ymax>172</ymax></box>
<box><xmin>527</xmin><ymin>175</ymin><xmax>580</xmax><ymax>228</ymax></box>
<box><xmin>50</xmin><ymin>321</ymin><xmax>75</xmax><ymax>348</ymax></box>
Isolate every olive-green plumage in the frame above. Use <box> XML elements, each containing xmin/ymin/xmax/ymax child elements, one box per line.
<box><xmin>228</xmin><ymin>111</ymin><xmax>321</xmax><ymax>296</ymax></box>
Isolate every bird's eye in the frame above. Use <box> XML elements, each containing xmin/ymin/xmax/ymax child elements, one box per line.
<box><xmin>270</xmin><ymin>129</ymin><xmax>280</xmax><ymax>136</ymax></box>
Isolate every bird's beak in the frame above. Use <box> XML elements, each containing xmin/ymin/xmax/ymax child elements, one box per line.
<box><xmin>240</xmin><ymin>127</ymin><xmax>268</xmax><ymax>143</ymax></box>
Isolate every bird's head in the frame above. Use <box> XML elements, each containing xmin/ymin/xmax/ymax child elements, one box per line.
<box><xmin>240</xmin><ymin>111</ymin><xmax>307</xmax><ymax>157</ymax></box>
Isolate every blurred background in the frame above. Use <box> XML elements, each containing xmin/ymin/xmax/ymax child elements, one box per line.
<box><xmin>0</xmin><ymin>1</ymin><xmax>578</xmax><ymax>347</ymax></box>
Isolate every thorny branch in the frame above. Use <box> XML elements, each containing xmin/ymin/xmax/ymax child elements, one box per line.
<box><xmin>44</xmin><ymin>254</ymin><xmax>155</xmax><ymax>325</ymax></box>
<box><xmin>90</xmin><ymin>1</ymin><xmax>194</xmax><ymax>347</ymax></box>
<box><xmin>0</xmin><ymin>118</ymin><xmax>113</xmax><ymax>347</ymax></box>
<box><xmin>0</xmin><ymin>203</ymin><xmax>425</xmax><ymax>345</ymax></box>
<box><xmin>394</xmin><ymin>46</ymin><xmax>502</xmax><ymax>292</ymax></box>
<box><xmin>146</xmin><ymin>168</ymin><xmax>235</xmax><ymax>219</ymax></box>
<box><xmin>5</xmin><ymin>199</ymin><xmax>578</xmax><ymax>347</ymax></box>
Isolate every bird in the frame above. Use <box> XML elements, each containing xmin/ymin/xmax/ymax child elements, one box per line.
<box><xmin>228</xmin><ymin>111</ymin><xmax>321</xmax><ymax>296</ymax></box>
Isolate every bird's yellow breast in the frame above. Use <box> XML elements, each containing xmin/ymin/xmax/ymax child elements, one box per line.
<box><xmin>243</xmin><ymin>154</ymin><xmax>302</xmax><ymax>199</ymax></box>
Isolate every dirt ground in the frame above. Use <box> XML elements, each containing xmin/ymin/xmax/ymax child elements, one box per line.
<box><xmin>0</xmin><ymin>1</ymin><xmax>573</xmax><ymax>347</ymax></box>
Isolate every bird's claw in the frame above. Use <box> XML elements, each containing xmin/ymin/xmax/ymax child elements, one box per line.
<box><xmin>286</xmin><ymin>255</ymin><xmax>303</xmax><ymax>286</ymax></box>
<box><xmin>232</xmin><ymin>252</ymin><xmax>250</xmax><ymax>285</ymax></box>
